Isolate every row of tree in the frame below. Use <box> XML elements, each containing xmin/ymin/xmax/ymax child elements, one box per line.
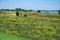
<box><xmin>0</xmin><ymin>8</ymin><xmax>60</xmax><ymax>14</ymax></box>
<box><xmin>0</xmin><ymin>8</ymin><xmax>33</xmax><ymax>12</ymax></box>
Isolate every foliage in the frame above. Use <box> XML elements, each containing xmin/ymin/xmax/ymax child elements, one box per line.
<box><xmin>37</xmin><ymin>10</ymin><xmax>41</xmax><ymax>13</ymax></box>
<box><xmin>0</xmin><ymin>11</ymin><xmax>2</xmax><ymax>13</ymax></box>
<box><xmin>0</xmin><ymin>32</ymin><xmax>30</xmax><ymax>40</ymax></box>
<box><xmin>15</xmin><ymin>8</ymin><xmax>21</xmax><ymax>11</ymax></box>
<box><xmin>58</xmin><ymin>10</ymin><xmax>60</xmax><ymax>14</ymax></box>
<box><xmin>0</xmin><ymin>12</ymin><xmax>60</xmax><ymax>40</ymax></box>
<box><xmin>16</xmin><ymin>11</ymin><xmax>19</xmax><ymax>16</ymax></box>
<box><xmin>24</xmin><ymin>14</ymin><xmax>27</xmax><ymax>17</ymax></box>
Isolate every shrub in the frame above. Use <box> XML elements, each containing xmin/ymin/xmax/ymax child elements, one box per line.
<box><xmin>58</xmin><ymin>10</ymin><xmax>60</xmax><ymax>14</ymax></box>
<box><xmin>24</xmin><ymin>14</ymin><xmax>27</xmax><ymax>17</ymax></box>
<box><xmin>37</xmin><ymin>10</ymin><xmax>41</xmax><ymax>13</ymax></box>
<box><xmin>16</xmin><ymin>11</ymin><xmax>19</xmax><ymax>16</ymax></box>
<box><xmin>0</xmin><ymin>11</ymin><xmax>2</xmax><ymax>13</ymax></box>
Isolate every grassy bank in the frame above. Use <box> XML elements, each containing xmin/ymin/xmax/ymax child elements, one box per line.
<box><xmin>0</xmin><ymin>32</ymin><xmax>30</xmax><ymax>40</ymax></box>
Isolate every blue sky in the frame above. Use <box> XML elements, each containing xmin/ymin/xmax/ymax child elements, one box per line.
<box><xmin>0</xmin><ymin>0</ymin><xmax>60</xmax><ymax>10</ymax></box>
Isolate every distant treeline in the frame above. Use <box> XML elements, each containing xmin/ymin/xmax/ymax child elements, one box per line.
<box><xmin>0</xmin><ymin>8</ymin><xmax>60</xmax><ymax>14</ymax></box>
<box><xmin>0</xmin><ymin>8</ymin><xmax>33</xmax><ymax>12</ymax></box>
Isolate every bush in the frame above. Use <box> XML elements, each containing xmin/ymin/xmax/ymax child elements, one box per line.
<box><xmin>24</xmin><ymin>14</ymin><xmax>27</xmax><ymax>17</ymax></box>
<box><xmin>0</xmin><ymin>11</ymin><xmax>2</xmax><ymax>13</ymax></box>
<box><xmin>37</xmin><ymin>10</ymin><xmax>41</xmax><ymax>13</ymax></box>
<box><xmin>16</xmin><ymin>11</ymin><xmax>19</xmax><ymax>16</ymax></box>
<box><xmin>58</xmin><ymin>10</ymin><xmax>60</xmax><ymax>14</ymax></box>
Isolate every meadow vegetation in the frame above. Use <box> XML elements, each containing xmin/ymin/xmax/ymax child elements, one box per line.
<box><xmin>0</xmin><ymin>11</ymin><xmax>60</xmax><ymax>40</ymax></box>
<box><xmin>0</xmin><ymin>32</ymin><xmax>30</xmax><ymax>40</ymax></box>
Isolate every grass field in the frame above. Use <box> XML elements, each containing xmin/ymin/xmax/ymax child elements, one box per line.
<box><xmin>0</xmin><ymin>12</ymin><xmax>60</xmax><ymax>40</ymax></box>
<box><xmin>0</xmin><ymin>32</ymin><xmax>30</xmax><ymax>40</ymax></box>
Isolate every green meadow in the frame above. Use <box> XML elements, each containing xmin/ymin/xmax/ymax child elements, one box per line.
<box><xmin>0</xmin><ymin>11</ymin><xmax>60</xmax><ymax>40</ymax></box>
<box><xmin>0</xmin><ymin>32</ymin><xmax>30</xmax><ymax>40</ymax></box>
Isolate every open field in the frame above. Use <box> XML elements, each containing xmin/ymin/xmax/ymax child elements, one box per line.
<box><xmin>0</xmin><ymin>11</ymin><xmax>60</xmax><ymax>40</ymax></box>
<box><xmin>0</xmin><ymin>32</ymin><xmax>30</xmax><ymax>40</ymax></box>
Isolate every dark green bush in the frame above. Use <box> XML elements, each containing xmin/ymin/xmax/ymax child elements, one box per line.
<box><xmin>0</xmin><ymin>11</ymin><xmax>2</xmax><ymax>13</ymax></box>
<box><xmin>16</xmin><ymin>11</ymin><xmax>19</xmax><ymax>16</ymax></box>
<box><xmin>37</xmin><ymin>10</ymin><xmax>41</xmax><ymax>13</ymax></box>
<box><xmin>24</xmin><ymin>14</ymin><xmax>27</xmax><ymax>17</ymax></box>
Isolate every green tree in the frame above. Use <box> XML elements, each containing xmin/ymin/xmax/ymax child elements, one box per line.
<box><xmin>37</xmin><ymin>10</ymin><xmax>41</xmax><ymax>13</ymax></box>
<box><xmin>0</xmin><ymin>11</ymin><xmax>2</xmax><ymax>13</ymax></box>
<box><xmin>15</xmin><ymin>8</ymin><xmax>21</xmax><ymax>11</ymax></box>
<box><xmin>58</xmin><ymin>10</ymin><xmax>60</xmax><ymax>14</ymax></box>
<box><xmin>16</xmin><ymin>11</ymin><xmax>19</xmax><ymax>16</ymax></box>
